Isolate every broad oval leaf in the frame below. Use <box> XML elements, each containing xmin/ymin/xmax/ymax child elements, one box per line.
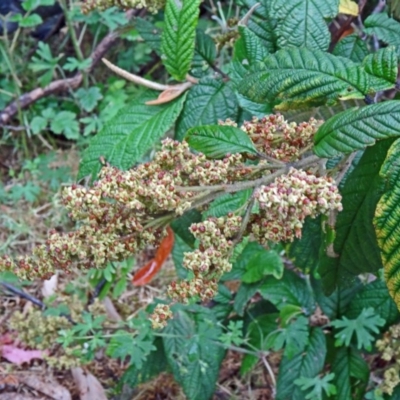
<box><xmin>234</xmin><ymin>26</ymin><xmax>269</xmax><ymax>65</ymax></box>
<box><xmin>242</xmin><ymin>248</ymin><xmax>284</xmax><ymax>282</ymax></box>
<box><xmin>186</xmin><ymin>125</ymin><xmax>258</xmax><ymax>158</ymax></box>
<box><xmin>314</xmin><ymin>100</ymin><xmax>400</xmax><ymax>158</ymax></box>
<box><xmin>276</xmin><ymin>328</ymin><xmax>326</xmax><ymax>400</ymax></box>
<box><xmin>176</xmin><ymin>77</ymin><xmax>239</xmax><ymax>140</ymax></box>
<box><xmin>331</xmin><ymin>347</ymin><xmax>369</xmax><ymax>400</ymax></box>
<box><xmin>78</xmin><ymin>91</ymin><xmax>186</xmax><ymax>180</ymax></box>
<box><xmin>271</xmin><ymin>0</ymin><xmax>339</xmax><ymax>51</ymax></box>
<box><xmin>239</xmin><ymin>0</ymin><xmax>277</xmax><ymax>53</ymax></box>
<box><xmin>161</xmin><ymin>0</ymin><xmax>201</xmax><ymax>81</ymax></box>
<box><xmin>289</xmin><ymin>216</ymin><xmax>322</xmax><ymax>273</ymax></box>
<box><xmin>240</xmin><ymin>48</ymin><xmax>375</xmax><ymax>110</ymax></box>
<box><xmin>259</xmin><ymin>270</ymin><xmax>315</xmax><ymax>313</ymax></box>
<box><xmin>312</xmin><ymin>277</ymin><xmax>362</xmax><ymax>320</ymax></box>
<box><xmin>191</xmin><ymin>30</ymin><xmax>216</xmax><ymax>78</ymax></box>
<box><xmin>318</xmin><ymin>140</ymin><xmax>392</xmax><ymax>294</ymax></box>
<box><xmin>345</xmin><ymin>279</ymin><xmax>400</xmax><ymax>326</ymax></box>
<box><xmin>333</xmin><ymin>34</ymin><xmax>369</xmax><ymax>63</ymax></box>
<box><xmin>374</xmin><ymin>138</ymin><xmax>400</xmax><ymax>308</ymax></box>
<box><xmin>163</xmin><ymin>304</ymin><xmax>225</xmax><ymax>400</ymax></box>
<box><xmin>364</xmin><ymin>12</ymin><xmax>400</xmax><ymax>46</ymax></box>
<box><xmin>362</xmin><ymin>47</ymin><xmax>398</xmax><ymax>92</ymax></box>
<box><xmin>135</xmin><ymin>17</ymin><xmax>162</xmax><ymax>53</ymax></box>
<box><xmin>203</xmin><ymin>189</ymin><xmax>252</xmax><ymax>219</ymax></box>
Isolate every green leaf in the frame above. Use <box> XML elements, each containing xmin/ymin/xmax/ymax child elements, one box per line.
<box><xmin>331</xmin><ymin>346</ymin><xmax>369</xmax><ymax>400</ymax></box>
<box><xmin>223</xmin><ymin>241</ymin><xmax>264</xmax><ymax>281</ymax></box>
<box><xmin>270</xmin><ymin>0</ymin><xmax>338</xmax><ymax>51</ymax></box>
<box><xmin>312</xmin><ymin>278</ymin><xmax>362</xmax><ymax>320</ymax></box>
<box><xmin>212</xmin><ymin>284</ymin><xmax>233</xmax><ymax>320</ymax></box>
<box><xmin>239</xmin><ymin>0</ymin><xmax>277</xmax><ymax>53</ymax></box>
<box><xmin>364</xmin><ymin>12</ymin><xmax>400</xmax><ymax>46</ymax></box>
<box><xmin>333</xmin><ymin>34</ymin><xmax>369</xmax><ymax>63</ymax></box>
<box><xmin>318</xmin><ymin>141</ymin><xmax>391</xmax><ymax>294</ymax></box>
<box><xmin>185</xmin><ymin>125</ymin><xmax>258</xmax><ymax>158</ymax></box>
<box><xmin>345</xmin><ymin>279</ymin><xmax>400</xmax><ymax>326</ymax></box>
<box><xmin>331</xmin><ymin>307</ymin><xmax>385</xmax><ymax>350</ymax></box>
<box><xmin>272</xmin><ymin>316</ymin><xmax>309</xmax><ymax>359</ymax></box>
<box><xmin>50</xmin><ymin>111</ymin><xmax>79</xmax><ymax>140</ymax></box>
<box><xmin>19</xmin><ymin>13</ymin><xmax>43</xmax><ymax>28</ymax></box>
<box><xmin>163</xmin><ymin>304</ymin><xmax>225</xmax><ymax>400</ymax></box>
<box><xmin>170</xmin><ymin>209</ymin><xmax>202</xmax><ymax>247</ymax></box>
<box><xmin>22</xmin><ymin>0</ymin><xmax>55</xmax><ymax>11</ymax></box>
<box><xmin>192</xmin><ymin>30</ymin><xmax>216</xmax><ymax>78</ymax></box>
<box><xmin>374</xmin><ymin>138</ymin><xmax>400</xmax><ymax>308</ymax></box>
<box><xmin>223</xmin><ymin>242</ymin><xmax>274</xmax><ymax>315</ymax></box>
<box><xmin>107</xmin><ymin>331</ymin><xmax>156</xmax><ymax>370</ymax></box>
<box><xmin>233</xmin><ymin>282</ymin><xmax>259</xmax><ymax>316</ymax></box>
<box><xmin>9</xmin><ymin>182</ymin><xmax>41</xmax><ymax>203</ymax></box>
<box><xmin>259</xmin><ymin>270</ymin><xmax>315</xmax><ymax>313</ymax></box>
<box><xmin>362</xmin><ymin>47</ymin><xmax>398</xmax><ymax>92</ymax></box>
<box><xmin>161</xmin><ymin>0</ymin><xmax>201</xmax><ymax>81</ymax></box>
<box><xmin>203</xmin><ymin>190</ymin><xmax>252</xmax><ymax>219</ymax></box>
<box><xmin>236</xmin><ymin>93</ymin><xmax>273</xmax><ymax>121</ymax></box>
<box><xmin>234</xmin><ymin>26</ymin><xmax>269</xmax><ymax>65</ymax></box>
<box><xmin>30</xmin><ymin>116</ymin><xmax>48</xmax><ymax>134</ymax></box>
<box><xmin>176</xmin><ymin>78</ymin><xmax>239</xmax><ymax>141</ymax></box>
<box><xmin>276</xmin><ymin>328</ymin><xmax>326</xmax><ymax>400</ymax></box>
<box><xmin>241</xmin><ymin>313</ymin><xmax>279</xmax><ymax>374</ymax></box>
<box><xmin>99</xmin><ymin>7</ymin><xmax>127</xmax><ymax>30</ymax></box>
<box><xmin>171</xmin><ymin>233</ymin><xmax>192</xmax><ymax>280</ymax></box>
<box><xmin>314</xmin><ymin>101</ymin><xmax>400</xmax><ymax>158</ymax></box>
<box><xmin>122</xmin><ymin>337</ymin><xmax>168</xmax><ymax>387</ymax></box>
<box><xmin>112</xmin><ymin>277</ymin><xmax>127</xmax><ymax>299</ymax></box>
<box><xmin>294</xmin><ymin>373</ymin><xmax>337</xmax><ymax>400</ymax></box>
<box><xmin>220</xmin><ymin>320</ymin><xmax>244</xmax><ymax>347</ymax></box>
<box><xmin>240</xmin><ymin>48</ymin><xmax>374</xmax><ymax>110</ymax></box>
<box><xmin>75</xmin><ymin>87</ymin><xmax>103</xmax><ymax>113</ymax></box>
<box><xmin>29</xmin><ymin>42</ymin><xmax>62</xmax><ymax>87</ymax></box>
<box><xmin>79</xmin><ymin>91</ymin><xmax>186</xmax><ymax>180</ymax></box>
<box><xmin>289</xmin><ymin>216</ymin><xmax>322</xmax><ymax>272</ymax></box>
<box><xmin>242</xmin><ymin>248</ymin><xmax>284</xmax><ymax>283</ymax></box>
<box><xmin>63</xmin><ymin>57</ymin><xmax>92</xmax><ymax>72</ymax></box>
<box><xmin>135</xmin><ymin>17</ymin><xmax>162</xmax><ymax>53</ymax></box>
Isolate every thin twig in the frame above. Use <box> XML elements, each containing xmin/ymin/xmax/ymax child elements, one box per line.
<box><xmin>256</xmin><ymin>151</ymin><xmax>286</xmax><ymax>165</ymax></box>
<box><xmin>1</xmin><ymin>125</ymin><xmax>26</xmax><ymax>131</ymax></box>
<box><xmin>102</xmin><ymin>58</ymin><xmax>170</xmax><ymax>91</ymax></box>
<box><xmin>261</xmin><ymin>354</ymin><xmax>276</xmax><ymax>392</ymax></box>
<box><xmin>334</xmin><ymin>152</ymin><xmax>357</xmax><ymax>185</ymax></box>
<box><xmin>238</xmin><ymin>3</ymin><xmax>260</xmax><ymax>26</ymax></box>
<box><xmin>373</xmin><ymin>0</ymin><xmax>386</xmax><ymax>14</ymax></box>
<box><xmin>0</xmin><ymin>282</ymin><xmax>78</xmax><ymax>324</ymax></box>
<box><xmin>0</xmin><ymin>10</ymin><xmax>136</xmax><ymax>125</ymax></box>
<box><xmin>0</xmin><ymin>281</ymin><xmax>45</xmax><ymax>308</ymax></box>
<box><xmin>232</xmin><ymin>191</ymin><xmax>256</xmax><ymax>246</ymax></box>
<box><xmin>177</xmin><ymin>155</ymin><xmax>320</xmax><ymax>194</ymax></box>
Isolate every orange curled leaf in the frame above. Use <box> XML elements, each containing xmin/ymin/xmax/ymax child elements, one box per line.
<box><xmin>132</xmin><ymin>227</ymin><xmax>175</xmax><ymax>286</ymax></box>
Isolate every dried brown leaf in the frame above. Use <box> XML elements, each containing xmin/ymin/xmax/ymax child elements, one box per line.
<box><xmin>71</xmin><ymin>367</ymin><xmax>107</xmax><ymax>400</ymax></box>
<box><xmin>145</xmin><ymin>82</ymin><xmax>192</xmax><ymax>105</ymax></box>
<box><xmin>18</xmin><ymin>374</ymin><xmax>71</xmax><ymax>400</ymax></box>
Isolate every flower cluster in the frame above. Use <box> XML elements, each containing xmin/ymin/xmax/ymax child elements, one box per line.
<box><xmin>150</xmin><ymin>215</ymin><xmax>241</xmax><ymax>329</ymax></box>
<box><xmin>10</xmin><ymin>296</ymin><xmax>107</xmax><ymax>369</ymax></box>
<box><xmin>0</xmin><ymin>115</ymin><xmax>344</xmax><ymax>331</ymax></box>
<box><xmin>82</xmin><ymin>0</ymin><xmax>165</xmax><ymax>13</ymax></box>
<box><xmin>222</xmin><ymin>114</ymin><xmax>320</xmax><ymax>162</ymax></box>
<box><xmin>250</xmin><ymin>168</ymin><xmax>342</xmax><ymax>243</ymax></box>
<box><xmin>376</xmin><ymin>324</ymin><xmax>400</xmax><ymax>395</ymax></box>
<box><xmin>0</xmin><ymin>139</ymin><xmax>243</xmax><ymax>279</ymax></box>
